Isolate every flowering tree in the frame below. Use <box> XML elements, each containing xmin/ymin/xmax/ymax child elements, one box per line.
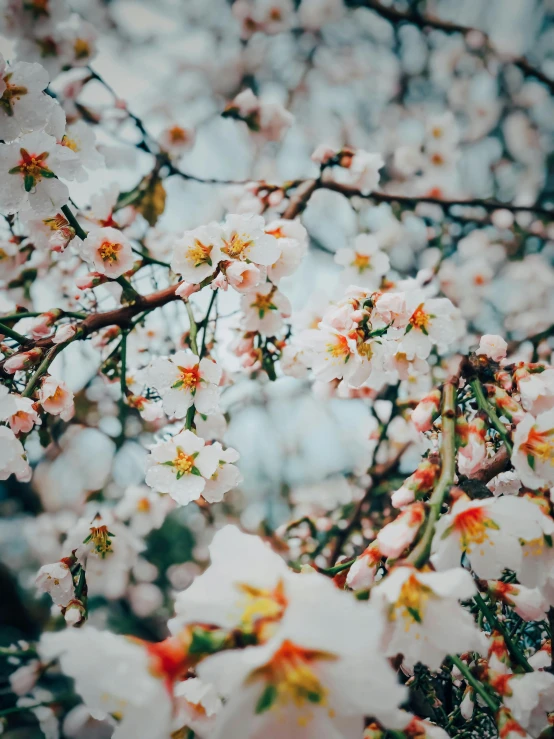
<box><xmin>1</xmin><ymin>0</ymin><xmax>554</xmax><ymax>737</ymax></box>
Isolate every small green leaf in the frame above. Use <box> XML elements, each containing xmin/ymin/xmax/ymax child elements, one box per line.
<box><xmin>190</xmin><ymin>466</ymin><xmax>201</xmax><ymax>476</ymax></box>
<box><xmin>24</xmin><ymin>174</ymin><xmax>34</xmax><ymax>192</ymax></box>
<box><xmin>255</xmin><ymin>684</ymin><xmax>278</xmax><ymax>715</ymax></box>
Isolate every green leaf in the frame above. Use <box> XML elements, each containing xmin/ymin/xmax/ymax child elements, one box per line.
<box><xmin>189</xmin><ymin>627</ymin><xmax>227</xmax><ymax>656</ymax></box>
<box><xmin>405</xmin><ymin>323</ymin><xmax>413</xmax><ymax>334</ymax></box>
<box><xmin>527</xmin><ymin>454</ymin><xmax>535</xmax><ymax>470</ymax></box>
<box><xmin>24</xmin><ymin>174</ymin><xmax>34</xmax><ymax>192</ymax></box>
<box><xmin>190</xmin><ymin>466</ymin><xmax>201</xmax><ymax>476</ymax></box>
<box><xmin>255</xmin><ymin>684</ymin><xmax>278</xmax><ymax>715</ymax></box>
<box><xmin>40</xmin><ymin>168</ymin><xmax>55</xmax><ymax>178</ymax></box>
<box><xmin>407</xmin><ymin>606</ymin><xmax>422</xmax><ymax>623</ymax></box>
<box><xmin>171</xmin><ymin>380</ymin><xmax>184</xmax><ymax>389</ymax></box>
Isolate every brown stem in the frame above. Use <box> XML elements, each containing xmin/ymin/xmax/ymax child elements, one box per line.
<box><xmin>350</xmin><ymin>0</ymin><xmax>554</xmax><ymax>95</ymax></box>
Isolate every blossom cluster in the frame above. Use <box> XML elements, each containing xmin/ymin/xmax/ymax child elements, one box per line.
<box><xmin>1</xmin><ymin>1</ymin><xmax>554</xmax><ymax>739</ymax></box>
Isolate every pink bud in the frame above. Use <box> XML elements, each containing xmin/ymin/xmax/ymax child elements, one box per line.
<box><xmin>175</xmin><ymin>281</ymin><xmax>201</xmax><ymax>300</ymax></box>
<box><xmin>411</xmin><ymin>388</ymin><xmax>442</xmax><ymax>432</ymax></box>
<box><xmin>53</xmin><ymin>324</ymin><xmax>77</xmax><ymax>345</ymax></box>
<box><xmin>226</xmin><ymin>261</ymin><xmax>261</xmax><ymax>293</ymax></box>
<box><xmin>76</xmin><ymin>272</ymin><xmax>105</xmax><ymax>290</ymax></box>
<box><xmin>311</xmin><ymin>144</ymin><xmax>336</xmax><ymax>165</ymax></box>
<box><xmin>4</xmin><ymin>348</ymin><xmax>43</xmax><ymax>374</ymax></box>
<box><xmin>477</xmin><ymin>334</ymin><xmax>508</xmax><ymax>362</ymax></box>
<box><xmin>211</xmin><ymin>273</ymin><xmax>229</xmax><ymax>291</ymax></box>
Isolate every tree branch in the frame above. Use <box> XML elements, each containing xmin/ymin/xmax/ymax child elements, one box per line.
<box><xmin>349</xmin><ymin>0</ymin><xmax>554</xmax><ymax>95</ymax></box>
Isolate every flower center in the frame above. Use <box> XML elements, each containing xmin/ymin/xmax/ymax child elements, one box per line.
<box><xmin>430</xmin><ymin>152</ymin><xmax>445</xmax><ymax>166</ymax></box>
<box><xmin>9</xmin><ymin>148</ymin><xmax>54</xmax><ymax>191</ymax></box>
<box><xmin>237</xmin><ymin>579</ymin><xmax>287</xmax><ymax>635</ymax></box>
<box><xmin>168</xmin><ymin>125</ymin><xmax>188</xmax><ymax>143</ymax></box>
<box><xmin>249</xmin><ymin>640</ymin><xmax>336</xmax><ymax>717</ymax></box>
<box><xmin>352</xmin><ymin>252</ymin><xmax>371</xmax><ymax>272</ymax></box>
<box><xmin>174</xmin><ymin>364</ymin><xmax>201</xmax><ymax>391</ymax></box>
<box><xmin>393</xmin><ymin>573</ymin><xmax>433</xmax><ymax>628</ymax></box>
<box><xmin>136</xmin><ymin>497</ymin><xmax>151</xmax><ymax>513</ymax></box>
<box><xmin>251</xmin><ymin>291</ymin><xmax>276</xmax><ymax>318</ymax></box>
<box><xmin>0</xmin><ymin>74</ymin><xmax>28</xmax><ymax>115</ymax></box>
<box><xmin>409</xmin><ymin>303</ymin><xmax>430</xmax><ymax>332</ymax></box>
<box><xmin>452</xmin><ymin>506</ymin><xmax>499</xmax><ymax>549</ymax></box>
<box><xmin>165</xmin><ymin>447</ymin><xmax>201</xmax><ymax>480</ymax></box>
<box><xmin>36</xmin><ymin>37</ymin><xmax>58</xmax><ymax>58</ymax></box>
<box><xmin>61</xmin><ymin>134</ymin><xmax>79</xmax><ymax>152</ymax></box>
<box><xmin>222</xmin><ymin>232</ymin><xmax>252</xmax><ymax>259</ymax></box>
<box><xmin>84</xmin><ymin>524</ymin><xmax>114</xmax><ymax>558</ymax></box>
<box><xmin>24</xmin><ymin>0</ymin><xmax>50</xmax><ymax>18</ymax></box>
<box><xmin>74</xmin><ymin>38</ymin><xmax>91</xmax><ymax>59</ymax></box>
<box><xmin>98</xmin><ymin>241</ymin><xmax>121</xmax><ymax>263</ymax></box>
<box><xmin>326</xmin><ymin>333</ymin><xmax>350</xmax><ymax>359</ymax></box>
<box><xmin>187</xmin><ymin>239</ymin><xmax>213</xmax><ymax>267</ymax></box>
<box><xmin>521</xmin><ymin>427</ymin><xmax>554</xmax><ymax>467</ymax></box>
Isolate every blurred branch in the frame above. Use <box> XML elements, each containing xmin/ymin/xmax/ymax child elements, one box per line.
<box><xmin>348</xmin><ymin>0</ymin><xmax>554</xmax><ymax>95</ymax></box>
<box><xmin>319</xmin><ymin>181</ymin><xmax>554</xmax><ymax>219</ymax></box>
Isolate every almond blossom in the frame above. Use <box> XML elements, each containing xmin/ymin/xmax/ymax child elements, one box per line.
<box><xmin>78</xmin><ymin>226</ymin><xmax>134</xmax><ymax>279</ymax></box>
<box><xmin>38</xmin><ymin>375</ymin><xmax>74</xmax><ymax>420</ymax></box>
<box><xmin>512</xmin><ymin>409</ymin><xmax>554</xmax><ymax>489</ymax></box>
<box><xmin>431</xmin><ymin>494</ymin><xmax>554</xmax><ymax>580</ymax></box>
<box><xmin>171</xmin><ymin>223</ymin><xmax>224</xmax><ymax>284</ymax></box>
<box><xmin>0</xmin><ymin>54</ymin><xmax>52</xmax><ymax>141</ymax></box>
<box><xmin>241</xmin><ymin>283</ymin><xmax>291</xmax><ymax>335</ymax></box>
<box><xmin>145</xmin><ymin>350</ymin><xmax>222</xmax><ymax>418</ymax></box>
<box><xmin>145</xmin><ymin>429</ymin><xmax>221</xmax><ymax>506</ymax></box>
<box><xmin>38</xmin><ymin>627</ymin><xmax>177</xmax><ymax>739</ymax></box>
<box><xmin>0</xmin><ymin>425</ymin><xmax>31</xmax><ymax>482</ymax></box>
<box><xmin>372</xmin><ymin>566</ymin><xmax>485</xmax><ymax>670</ymax></box>
<box><xmin>197</xmin><ymin>574</ymin><xmax>407</xmax><ymax>738</ymax></box>
<box><xmin>0</xmin><ymin>385</ymin><xmax>39</xmax><ymax>433</ymax></box>
<box><xmin>220</xmin><ymin>214</ymin><xmax>281</xmax><ymax>267</ymax></box>
<box><xmin>170</xmin><ymin>525</ymin><xmax>291</xmax><ymax>636</ymax></box>
<box><xmin>334</xmin><ymin>234</ymin><xmax>390</xmax><ymax>288</ymax></box>
<box><xmin>0</xmin><ymin>130</ymin><xmax>80</xmax><ymax>215</ymax></box>
<box><xmin>35</xmin><ymin>560</ymin><xmax>75</xmax><ymax>607</ymax></box>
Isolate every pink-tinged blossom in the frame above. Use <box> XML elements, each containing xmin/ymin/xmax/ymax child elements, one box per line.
<box><xmin>0</xmin><ymin>387</ymin><xmax>39</xmax><ymax>434</ymax></box>
<box><xmin>35</xmin><ymin>560</ymin><xmax>75</xmax><ymax>607</ymax></box>
<box><xmin>226</xmin><ymin>260</ymin><xmax>263</xmax><ymax>293</ymax></box>
<box><xmin>0</xmin><ymin>426</ymin><xmax>31</xmax><ymax>482</ymax></box>
<box><xmin>411</xmin><ymin>388</ymin><xmax>441</xmax><ymax>432</ymax></box>
<box><xmin>346</xmin><ymin>541</ymin><xmax>382</xmax><ymax>590</ymax></box>
<box><xmin>512</xmin><ymin>409</ymin><xmax>554</xmax><ymax>489</ymax></box>
<box><xmin>38</xmin><ymin>376</ymin><xmax>75</xmax><ymax>421</ymax></box>
<box><xmin>487</xmin><ymin>580</ymin><xmax>548</xmax><ymax>622</ymax></box>
<box><xmin>79</xmin><ymin>226</ymin><xmax>134</xmax><ymax>279</ymax></box>
<box><xmin>377</xmin><ymin>502</ymin><xmax>426</xmax><ymax>559</ymax></box>
<box><xmin>477</xmin><ymin>334</ymin><xmax>508</xmax><ymax>362</ymax></box>
<box><xmin>432</xmin><ymin>494</ymin><xmax>554</xmax><ymax>580</ymax></box>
